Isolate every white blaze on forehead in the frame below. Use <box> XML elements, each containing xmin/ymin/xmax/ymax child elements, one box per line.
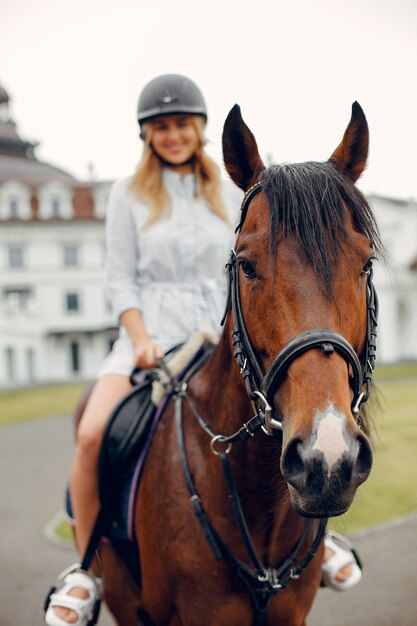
<box><xmin>312</xmin><ymin>406</ymin><xmax>349</xmax><ymax>476</ymax></box>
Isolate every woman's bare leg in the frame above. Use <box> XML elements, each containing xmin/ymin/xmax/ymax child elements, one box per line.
<box><xmin>51</xmin><ymin>374</ymin><xmax>131</xmax><ymax>624</ymax></box>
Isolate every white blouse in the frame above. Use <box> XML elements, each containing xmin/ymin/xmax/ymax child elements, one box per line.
<box><xmin>98</xmin><ymin>168</ymin><xmax>242</xmax><ymax>377</ymax></box>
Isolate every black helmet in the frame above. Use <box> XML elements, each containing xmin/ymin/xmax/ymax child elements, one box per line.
<box><xmin>137</xmin><ymin>74</ymin><xmax>207</xmax><ymax>126</ymax></box>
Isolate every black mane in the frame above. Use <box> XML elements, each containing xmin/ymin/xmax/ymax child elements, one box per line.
<box><xmin>259</xmin><ymin>162</ymin><xmax>382</xmax><ymax>289</ymax></box>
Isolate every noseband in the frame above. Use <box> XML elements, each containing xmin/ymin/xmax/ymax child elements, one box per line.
<box><xmin>222</xmin><ymin>182</ymin><xmax>379</xmax><ymax>435</ymax></box>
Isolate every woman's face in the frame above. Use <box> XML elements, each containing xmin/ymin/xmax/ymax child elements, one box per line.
<box><xmin>150</xmin><ymin>115</ymin><xmax>201</xmax><ymax>170</ymax></box>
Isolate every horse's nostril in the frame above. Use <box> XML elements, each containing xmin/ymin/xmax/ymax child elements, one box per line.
<box><xmin>355</xmin><ymin>433</ymin><xmax>373</xmax><ymax>483</ymax></box>
<box><xmin>282</xmin><ymin>438</ymin><xmax>305</xmax><ymax>484</ymax></box>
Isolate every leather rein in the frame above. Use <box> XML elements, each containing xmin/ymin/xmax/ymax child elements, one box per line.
<box><xmin>168</xmin><ymin>182</ymin><xmax>379</xmax><ymax>624</ymax></box>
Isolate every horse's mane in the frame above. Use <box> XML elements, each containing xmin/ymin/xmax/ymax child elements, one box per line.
<box><xmin>260</xmin><ymin>162</ymin><xmax>383</xmax><ymax>433</ymax></box>
<box><xmin>260</xmin><ymin>162</ymin><xmax>383</xmax><ymax>291</ymax></box>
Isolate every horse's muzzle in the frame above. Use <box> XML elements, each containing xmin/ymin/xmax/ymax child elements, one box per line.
<box><xmin>281</xmin><ymin>426</ymin><xmax>373</xmax><ymax>518</ymax></box>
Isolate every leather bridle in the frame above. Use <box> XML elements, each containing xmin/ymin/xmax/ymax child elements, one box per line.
<box><xmin>223</xmin><ymin>182</ymin><xmax>379</xmax><ymax>436</ymax></box>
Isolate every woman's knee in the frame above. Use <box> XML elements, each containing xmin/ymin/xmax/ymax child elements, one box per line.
<box><xmin>75</xmin><ymin>418</ymin><xmax>105</xmax><ymax>468</ymax></box>
<box><xmin>74</xmin><ymin>375</ymin><xmax>130</xmax><ymax>469</ymax></box>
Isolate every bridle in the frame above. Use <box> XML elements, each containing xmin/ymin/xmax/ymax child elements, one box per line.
<box><xmin>222</xmin><ymin>182</ymin><xmax>379</xmax><ymax>437</ymax></box>
<box><xmin>169</xmin><ymin>182</ymin><xmax>379</xmax><ymax>624</ymax></box>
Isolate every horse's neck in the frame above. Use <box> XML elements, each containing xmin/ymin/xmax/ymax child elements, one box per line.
<box><xmin>194</xmin><ymin>331</ymin><xmax>253</xmax><ymax>432</ymax></box>
<box><xmin>190</xmin><ymin>330</ymin><xmax>300</xmax><ymax>540</ymax></box>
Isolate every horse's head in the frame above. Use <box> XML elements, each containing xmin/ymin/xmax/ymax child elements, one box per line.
<box><xmin>222</xmin><ymin>103</ymin><xmax>381</xmax><ymax>518</ymax></box>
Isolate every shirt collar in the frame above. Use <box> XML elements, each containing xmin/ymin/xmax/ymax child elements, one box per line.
<box><xmin>162</xmin><ymin>168</ymin><xmax>195</xmax><ymax>188</ymax></box>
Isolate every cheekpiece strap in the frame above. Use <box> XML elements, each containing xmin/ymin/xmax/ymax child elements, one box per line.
<box><xmin>236</xmin><ymin>182</ymin><xmax>263</xmax><ymax>232</ymax></box>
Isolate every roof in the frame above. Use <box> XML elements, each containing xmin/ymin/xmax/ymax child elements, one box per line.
<box><xmin>0</xmin><ymin>154</ymin><xmax>75</xmax><ymax>187</ymax></box>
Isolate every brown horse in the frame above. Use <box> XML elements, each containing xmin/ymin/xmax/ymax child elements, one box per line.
<box><xmin>99</xmin><ymin>102</ymin><xmax>382</xmax><ymax>626</ymax></box>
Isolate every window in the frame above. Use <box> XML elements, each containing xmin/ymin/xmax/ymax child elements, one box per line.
<box><xmin>38</xmin><ymin>182</ymin><xmax>73</xmax><ymax>220</ymax></box>
<box><xmin>8</xmin><ymin>246</ymin><xmax>24</xmax><ymax>269</ymax></box>
<box><xmin>5</xmin><ymin>347</ymin><xmax>15</xmax><ymax>382</ymax></box>
<box><xmin>4</xmin><ymin>288</ymin><xmax>32</xmax><ymax>312</ymax></box>
<box><xmin>51</xmin><ymin>197</ymin><xmax>61</xmax><ymax>218</ymax></box>
<box><xmin>0</xmin><ymin>181</ymin><xmax>31</xmax><ymax>220</ymax></box>
<box><xmin>66</xmin><ymin>292</ymin><xmax>80</xmax><ymax>312</ymax></box>
<box><xmin>9</xmin><ymin>197</ymin><xmax>18</xmax><ymax>217</ymax></box>
<box><xmin>70</xmin><ymin>341</ymin><xmax>80</xmax><ymax>372</ymax></box>
<box><xmin>63</xmin><ymin>244</ymin><xmax>79</xmax><ymax>267</ymax></box>
<box><xmin>26</xmin><ymin>348</ymin><xmax>35</xmax><ymax>382</ymax></box>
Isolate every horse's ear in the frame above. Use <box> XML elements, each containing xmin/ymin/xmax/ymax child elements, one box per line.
<box><xmin>329</xmin><ymin>101</ymin><xmax>369</xmax><ymax>182</ymax></box>
<box><xmin>222</xmin><ymin>104</ymin><xmax>265</xmax><ymax>190</ymax></box>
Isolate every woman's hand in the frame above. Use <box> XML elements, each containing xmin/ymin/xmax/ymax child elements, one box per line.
<box><xmin>133</xmin><ymin>337</ymin><xmax>164</xmax><ymax>369</ymax></box>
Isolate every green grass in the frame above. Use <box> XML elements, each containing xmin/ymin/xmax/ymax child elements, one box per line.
<box><xmin>0</xmin><ymin>382</ymin><xmax>88</xmax><ymax>426</ymax></box>
<box><xmin>374</xmin><ymin>360</ymin><xmax>417</xmax><ymax>381</ymax></box>
<box><xmin>330</xmin><ymin>374</ymin><xmax>417</xmax><ymax>532</ymax></box>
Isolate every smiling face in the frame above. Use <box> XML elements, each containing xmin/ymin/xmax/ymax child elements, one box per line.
<box><xmin>149</xmin><ymin>114</ymin><xmax>201</xmax><ymax>174</ymax></box>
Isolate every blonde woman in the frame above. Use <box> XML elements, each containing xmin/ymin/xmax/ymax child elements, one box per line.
<box><xmin>45</xmin><ymin>74</ymin><xmax>362</xmax><ymax>626</ymax></box>
<box><xmin>45</xmin><ymin>74</ymin><xmax>242</xmax><ymax>626</ymax></box>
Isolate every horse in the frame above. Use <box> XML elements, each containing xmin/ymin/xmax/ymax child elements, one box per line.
<box><xmin>98</xmin><ymin>102</ymin><xmax>382</xmax><ymax>626</ymax></box>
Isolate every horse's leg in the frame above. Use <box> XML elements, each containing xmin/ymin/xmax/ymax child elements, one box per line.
<box><xmin>101</xmin><ymin>542</ymin><xmax>142</xmax><ymax>626</ymax></box>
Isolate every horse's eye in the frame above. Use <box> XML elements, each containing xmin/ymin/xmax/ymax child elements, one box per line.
<box><xmin>361</xmin><ymin>258</ymin><xmax>374</xmax><ymax>276</ymax></box>
<box><xmin>239</xmin><ymin>260</ymin><xmax>257</xmax><ymax>279</ymax></box>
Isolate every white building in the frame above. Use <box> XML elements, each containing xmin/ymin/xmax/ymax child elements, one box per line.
<box><xmin>0</xmin><ymin>83</ymin><xmax>116</xmax><ymax>388</ymax></box>
<box><xmin>0</xmin><ymin>83</ymin><xmax>416</xmax><ymax>389</ymax></box>
<box><xmin>368</xmin><ymin>194</ymin><xmax>417</xmax><ymax>363</ymax></box>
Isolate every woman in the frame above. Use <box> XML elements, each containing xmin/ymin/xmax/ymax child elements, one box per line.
<box><xmin>45</xmin><ymin>73</ymin><xmax>241</xmax><ymax>626</ymax></box>
<box><xmin>45</xmin><ymin>74</ymin><xmax>361</xmax><ymax>626</ymax></box>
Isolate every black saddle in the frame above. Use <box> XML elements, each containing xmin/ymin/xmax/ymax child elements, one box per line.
<box><xmin>95</xmin><ymin>340</ymin><xmax>215</xmax><ymax>584</ymax></box>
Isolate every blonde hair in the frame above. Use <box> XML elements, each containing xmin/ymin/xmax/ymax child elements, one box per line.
<box><xmin>130</xmin><ymin>117</ymin><xmax>229</xmax><ymax>227</ymax></box>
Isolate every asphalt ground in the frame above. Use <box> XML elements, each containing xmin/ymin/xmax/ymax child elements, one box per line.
<box><xmin>0</xmin><ymin>415</ymin><xmax>416</xmax><ymax>626</ymax></box>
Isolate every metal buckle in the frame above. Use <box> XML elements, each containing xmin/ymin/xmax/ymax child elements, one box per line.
<box><xmin>174</xmin><ymin>381</ymin><xmax>188</xmax><ymax>396</ymax></box>
<box><xmin>253</xmin><ymin>391</ymin><xmax>283</xmax><ymax>435</ymax></box>
<box><xmin>258</xmin><ymin>568</ymin><xmax>282</xmax><ymax>590</ymax></box>
<box><xmin>352</xmin><ymin>391</ymin><xmax>364</xmax><ymax>416</ymax></box>
<box><xmin>210</xmin><ymin>435</ymin><xmax>232</xmax><ymax>456</ymax></box>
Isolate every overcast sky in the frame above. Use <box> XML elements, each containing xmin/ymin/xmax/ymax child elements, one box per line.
<box><xmin>1</xmin><ymin>0</ymin><xmax>416</xmax><ymax>199</ymax></box>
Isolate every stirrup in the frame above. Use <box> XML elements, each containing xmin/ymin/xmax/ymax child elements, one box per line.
<box><xmin>44</xmin><ymin>564</ymin><xmax>102</xmax><ymax>626</ymax></box>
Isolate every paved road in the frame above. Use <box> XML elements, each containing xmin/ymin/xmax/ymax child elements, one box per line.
<box><xmin>0</xmin><ymin>415</ymin><xmax>416</xmax><ymax>626</ymax></box>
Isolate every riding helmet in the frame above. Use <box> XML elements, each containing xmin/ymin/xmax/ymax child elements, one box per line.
<box><xmin>137</xmin><ymin>74</ymin><xmax>207</xmax><ymax>127</ymax></box>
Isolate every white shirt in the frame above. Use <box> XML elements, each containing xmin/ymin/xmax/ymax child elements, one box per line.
<box><xmin>99</xmin><ymin>168</ymin><xmax>242</xmax><ymax>376</ymax></box>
